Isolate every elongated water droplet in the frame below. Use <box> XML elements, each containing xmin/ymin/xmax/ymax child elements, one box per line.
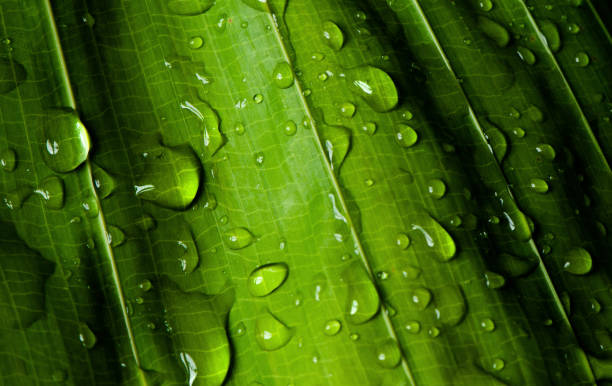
<box><xmin>405</xmin><ymin>321</ymin><xmax>421</xmax><ymax>333</ymax></box>
<box><xmin>34</xmin><ymin>176</ymin><xmax>64</xmax><ymax>209</ymax></box>
<box><xmin>376</xmin><ymin>339</ymin><xmax>401</xmax><ymax>369</ymax></box>
<box><xmin>562</xmin><ymin>247</ymin><xmax>592</xmax><ymax>275</ymax></box>
<box><xmin>517</xmin><ymin>46</ymin><xmax>537</xmax><ymax>65</ymax></box>
<box><xmin>529</xmin><ymin>178</ymin><xmax>549</xmax><ymax>193</ymax></box>
<box><xmin>535</xmin><ymin>143</ymin><xmax>555</xmax><ymax>160</ymax></box>
<box><xmin>255</xmin><ymin>310</ymin><xmax>293</xmax><ymax>351</ymax></box>
<box><xmin>42</xmin><ymin>110</ymin><xmax>91</xmax><ymax>173</ymax></box>
<box><xmin>486</xmin><ymin>127</ymin><xmax>507</xmax><ymax>162</ymax></box>
<box><xmin>78</xmin><ymin>322</ymin><xmax>97</xmax><ymax>349</ymax></box>
<box><xmin>108</xmin><ymin>225</ymin><xmax>126</xmax><ymax>247</ymax></box>
<box><xmin>0</xmin><ymin>148</ymin><xmax>16</xmax><ymax>171</ymax></box>
<box><xmin>224</xmin><ymin>227</ymin><xmax>254</xmax><ymax>249</ymax></box>
<box><xmin>574</xmin><ymin>51</ymin><xmax>590</xmax><ymax>67</ymax></box>
<box><xmin>344</xmin><ymin>261</ymin><xmax>380</xmax><ymax>324</ymax></box>
<box><xmin>81</xmin><ymin>194</ymin><xmax>99</xmax><ymax>218</ymax></box>
<box><xmin>484</xmin><ymin>271</ymin><xmax>505</xmax><ymax>289</ymax></box>
<box><xmin>478</xmin><ymin>16</ymin><xmax>510</xmax><ymax>47</ymax></box>
<box><xmin>0</xmin><ymin>58</ymin><xmax>26</xmax><ymax>94</ymax></box>
<box><xmin>321</xmin><ymin>124</ymin><xmax>351</xmax><ymax>173</ymax></box>
<box><xmin>135</xmin><ymin>144</ymin><xmax>201</xmax><ymax>210</ymax></box>
<box><xmin>324</xmin><ymin>319</ymin><xmax>342</xmax><ymax>336</ymax></box>
<box><xmin>167</xmin><ymin>0</ymin><xmax>214</xmax><ymax>15</ymax></box>
<box><xmin>347</xmin><ymin>66</ymin><xmax>398</xmax><ymax>112</ymax></box>
<box><xmin>321</xmin><ymin>21</ymin><xmax>344</xmax><ymax>51</ymax></box>
<box><xmin>272</xmin><ymin>62</ymin><xmax>294</xmax><ymax>89</ymax></box>
<box><xmin>182</xmin><ymin>100</ymin><xmax>225</xmax><ymax>157</ymax></box>
<box><xmin>410</xmin><ymin>214</ymin><xmax>456</xmax><ymax>261</ymax></box>
<box><xmin>92</xmin><ymin>164</ymin><xmax>116</xmax><ymax>199</ymax></box>
<box><xmin>539</xmin><ymin>20</ymin><xmax>561</xmax><ymax>52</ymax></box>
<box><xmin>426</xmin><ymin>179</ymin><xmax>446</xmax><ymax>199</ymax></box>
<box><xmin>248</xmin><ymin>263</ymin><xmax>288</xmax><ymax>297</ymax></box>
<box><xmin>339</xmin><ymin>102</ymin><xmax>356</xmax><ymax>117</ymax></box>
<box><xmin>395</xmin><ymin>124</ymin><xmax>418</xmax><ymax>147</ymax></box>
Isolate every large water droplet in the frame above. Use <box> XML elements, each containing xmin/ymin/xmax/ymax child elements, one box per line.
<box><xmin>224</xmin><ymin>227</ymin><xmax>255</xmax><ymax>249</ymax></box>
<box><xmin>478</xmin><ymin>16</ymin><xmax>510</xmax><ymax>47</ymax></box>
<box><xmin>272</xmin><ymin>62</ymin><xmax>294</xmax><ymax>89</ymax></box>
<box><xmin>321</xmin><ymin>21</ymin><xmax>344</xmax><ymax>51</ymax></box>
<box><xmin>376</xmin><ymin>339</ymin><xmax>401</xmax><ymax>369</ymax></box>
<box><xmin>562</xmin><ymin>247</ymin><xmax>592</xmax><ymax>275</ymax></box>
<box><xmin>0</xmin><ymin>58</ymin><xmax>26</xmax><ymax>93</ymax></box>
<box><xmin>78</xmin><ymin>322</ymin><xmax>97</xmax><ymax>349</ymax></box>
<box><xmin>343</xmin><ymin>261</ymin><xmax>380</xmax><ymax>324</ymax></box>
<box><xmin>134</xmin><ymin>144</ymin><xmax>201</xmax><ymax>210</ymax></box>
<box><xmin>395</xmin><ymin>124</ymin><xmax>418</xmax><ymax>147</ymax></box>
<box><xmin>410</xmin><ymin>214</ymin><xmax>456</xmax><ymax>261</ymax></box>
<box><xmin>539</xmin><ymin>20</ymin><xmax>561</xmax><ymax>52</ymax></box>
<box><xmin>167</xmin><ymin>0</ymin><xmax>215</xmax><ymax>15</ymax></box>
<box><xmin>42</xmin><ymin>110</ymin><xmax>91</xmax><ymax>173</ymax></box>
<box><xmin>0</xmin><ymin>148</ymin><xmax>17</xmax><ymax>171</ymax></box>
<box><xmin>255</xmin><ymin>310</ymin><xmax>293</xmax><ymax>351</ymax></box>
<box><xmin>321</xmin><ymin>124</ymin><xmax>351</xmax><ymax>173</ymax></box>
<box><xmin>323</xmin><ymin>319</ymin><xmax>342</xmax><ymax>336</ymax></box>
<box><xmin>34</xmin><ymin>176</ymin><xmax>64</xmax><ymax>209</ymax></box>
<box><xmin>426</xmin><ymin>179</ymin><xmax>446</xmax><ymax>199</ymax></box>
<box><xmin>248</xmin><ymin>263</ymin><xmax>288</xmax><ymax>297</ymax></box>
<box><xmin>347</xmin><ymin>66</ymin><xmax>398</xmax><ymax>112</ymax></box>
<box><xmin>181</xmin><ymin>100</ymin><xmax>225</xmax><ymax>157</ymax></box>
<box><xmin>92</xmin><ymin>164</ymin><xmax>116</xmax><ymax>199</ymax></box>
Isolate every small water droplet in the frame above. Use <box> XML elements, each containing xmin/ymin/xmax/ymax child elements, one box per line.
<box><xmin>426</xmin><ymin>179</ymin><xmax>446</xmax><ymax>199</ymax></box>
<box><xmin>248</xmin><ymin>263</ymin><xmax>288</xmax><ymax>297</ymax></box>
<box><xmin>272</xmin><ymin>62</ymin><xmax>294</xmax><ymax>89</ymax></box>
<box><xmin>574</xmin><ymin>51</ymin><xmax>590</xmax><ymax>67</ymax></box>
<box><xmin>253</xmin><ymin>94</ymin><xmax>264</xmax><ymax>104</ymax></box>
<box><xmin>517</xmin><ymin>46</ymin><xmax>537</xmax><ymax>65</ymax></box>
<box><xmin>479</xmin><ymin>0</ymin><xmax>493</xmax><ymax>11</ymax></box>
<box><xmin>138</xmin><ymin>279</ymin><xmax>153</xmax><ymax>292</ymax></box>
<box><xmin>283</xmin><ymin>120</ymin><xmax>297</xmax><ymax>136</ymax></box>
<box><xmin>188</xmin><ymin>36</ymin><xmax>204</xmax><ymax>49</ymax></box>
<box><xmin>224</xmin><ymin>227</ymin><xmax>255</xmax><ymax>249</ymax></box>
<box><xmin>508</xmin><ymin>107</ymin><xmax>521</xmax><ymax>119</ymax></box>
<box><xmin>364</xmin><ymin>178</ymin><xmax>374</xmax><ymax>187</ymax></box>
<box><xmin>92</xmin><ymin>164</ymin><xmax>116</xmax><ymax>199</ymax></box>
<box><xmin>107</xmin><ymin>225</ymin><xmax>126</xmax><ymax>247</ymax></box>
<box><xmin>395</xmin><ymin>232</ymin><xmax>410</xmax><ymax>249</ymax></box>
<box><xmin>312</xmin><ymin>52</ymin><xmax>325</xmax><ymax>61</ymax></box>
<box><xmin>254</xmin><ymin>152</ymin><xmax>264</xmax><ymax>166</ymax></box>
<box><xmin>0</xmin><ymin>148</ymin><xmax>17</xmax><ymax>171</ymax></box>
<box><xmin>361</xmin><ymin>122</ymin><xmax>377</xmax><ymax>135</ymax></box>
<box><xmin>567</xmin><ymin>23</ymin><xmax>580</xmax><ymax>34</ymax></box>
<box><xmin>539</xmin><ymin>20</ymin><xmax>561</xmax><ymax>52</ymax></box>
<box><xmin>405</xmin><ymin>320</ymin><xmax>421</xmax><ymax>334</ymax></box>
<box><xmin>410</xmin><ymin>214</ymin><xmax>456</xmax><ymax>261</ymax></box>
<box><xmin>411</xmin><ymin>287</ymin><xmax>432</xmax><ymax>310</ymax></box>
<box><xmin>562</xmin><ymin>247</ymin><xmax>592</xmax><ymax>275</ymax></box>
<box><xmin>34</xmin><ymin>176</ymin><xmax>64</xmax><ymax>209</ymax></box>
<box><xmin>492</xmin><ymin>358</ymin><xmax>505</xmax><ymax>371</ymax></box>
<box><xmin>344</xmin><ymin>261</ymin><xmax>380</xmax><ymax>324</ymax></box>
<box><xmin>81</xmin><ymin>195</ymin><xmax>99</xmax><ymax>218</ymax></box>
<box><xmin>350</xmin><ymin>333</ymin><xmax>360</xmax><ymax>341</ymax></box>
<box><xmin>512</xmin><ymin>127</ymin><xmax>525</xmax><ymax>138</ymax></box>
<box><xmin>255</xmin><ymin>310</ymin><xmax>293</xmax><ymax>351</ymax></box>
<box><xmin>535</xmin><ymin>143</ymin><xmax>556</xmax><ymax>160</ymax></box>
<box><xmin>318</xmin><ymin>72</ymin><xmax>328</xmax><ymax>81</ymax></box>
<box><xmin>395</xmin><ymin>124</ymin><xmax>418</xmax><ymax>147</ymax></box>
<box><xmin>321</xmin><ymin>20</ymin><xmax>344</xmax><ymax>51</ymax></box>
<box><xmin>78</xmin><ymin>322</ymin><xmax>97</xmax><ymax>349</ymax></box>
<box><xmin>323</xmin><ymin>319</ymin><xmax>342</xmax><ymax>336</ymax></box>
<box><xmin>484</xmin><ymin>271</ymin><xmax>505</xmax><ymax>289</ymax></box>
<box><xmin>339</xmin><ymin>102</ymin><xmax>356</xmax><ymax>118</ymax></box>
<box><xmin>234</xmin><ymin>322</ymin><xmax>246</xmax><ymax>336</ymax></box>
<box><xmin>376</xmin><ymin>339</ymin><xmax>401</xmax><ymax>369</ymax></box>
<box><xmin>480</xmin><ymin>318</ymin><xmax>496</xmax><ymax>332</ymax></box>
<box><xmin>428</xmin><ymin>326</ymin><xmax>440</xmax><ymax>337</ymax></box>
<box><xmin>529</xmin><ymin>178</ymin><xmax>549</xmax><ymax>193</ymax></box>
<box><xmin>347</xmin><ymin>66</ymin><xmax>398</xmax><ymax>112</ymax></box>
<box><xmin>590</xmin><ymin>298</ymin><xmax>602</xmax><ymax>313</ymax></box>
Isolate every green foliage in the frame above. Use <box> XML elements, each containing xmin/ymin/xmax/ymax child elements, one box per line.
<box><xmin>0</xmin><ymin>0</ymin><xmax>611</xmax><ymax>385</ymax></box>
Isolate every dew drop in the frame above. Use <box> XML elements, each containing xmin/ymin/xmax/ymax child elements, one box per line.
<box><xmin>224</xmin><ymin>227</ymin><xmax>255</xmax><ymax>249</ymax></box>
<box><xmin>395</xmin><ymin>232</ymin><xmax>410</xmax><ymax>249</ymax></box>
<box><xmin>517</xmin><ymin>46</ymin><xmax>537</xmax><ymax>65</ymax></box>
<box><xmin>339</xmin><ymin>102</ymin><xmax>356</xmax><ymax>118</ymax></box>
<box><xmin>255</xmin><ymin>310</ymin><xmax>293</xmax><ymax>351</ymax></box>
<box><xmin>347</xmin><ymin>66</ymin><xmax>398</xmax><ymax>112</ymax></box>
<box><xmin>272</xmin><ymin>62</ymin><xmax>294</xmax><ymax>89</ymax></box>
<box><xmin>321</xmin><ymin>21</ymin><xmax>344</xmax><ymax>51</ymax></box>
<box><xmin>508</xmin><ymin>107</ymin><xmax>521</xmax><ymax>119</ymax></box>
<box><xmin>78</xmin><ymin>322</ymin><xmax>97</xmax><ymax>349</ymax></box>
<box><xmin>376</xmin><ymin>339</ymin><xmax>401</xmax><ymax>369</ymax></box>
<box><xmin>484</xmin><ymin>271</ymin><xmax>505</xmax><ymax>289</ymax></box>
<box><xmin>323</xmin><ymin>319</ymin><xmax>342</xmax><ymax>336</ymax></box>
<box><xmin>405</xmin><ymin>320</ymin><xmax>421</xmax><ymax>334</ymax></box>
<box><xmin>234</xmin><ymin>122</ymin><xmax>246</xmax><ymax>136</ymax></box>
<box><xmin>241</xmin><ymin>0</ymin><xmax>269</xmax><ymax>12</ymax></box>
<box><xmin>42</xmin><ymin>110</ymin><xmax>91</xmax><ymax>173</ymax></box>
<box><xmin>283</xmin><ymin>120</ymin><xmax>297</xmax><ymax>136</ymax></box>
<box><xmin>567</xmin><ymin>23</ymin><xmax>580</xmax><ymax>34</ymax></box>
<box><xmin>479</xmin><ymin>0</ymin><xmax>493</xmax><ymax>11</ymax></box>
<box><xmin>411</xmin><ymin>287</ymin><xmax>432</xmax><ymax>310</ymax></box>
<box><xmin>188</xmin><ymin>36</ymin><xmax>204</xmax><ymax>49</ymax></box>
<box><xmin>253</xmin><ymin>94</ymin><xmax>264</xmax><ymax>104</ymax></box>
<box><xmin>81</xmin><ymin>195</ymin><xmax>99</xmax><ymax>218</ymax></box>
<box><xmin>526</xmin><ymin>104</ymin><xmax>544</xmax><ymax>122</ymax></box>
<box><xmin>410</xmin><ymin>214</ymin><xmax>456</xmax><ymax>261</ymax></box>
<box><xmin>590</xmin><ymin>298</ymin><xmax>602</xmax><ymax>313</ymax></box>
<box><xmin>512</xmin><ymin>127</ymin><xmax>525</xmax><ymax>138</ymax></box>
<box><xmin>562</xmin><ymin>247</ymin><xmax>592</xmax><ymax>275</ymax></box>
<box><xmin>138</xmin><ymin>279</ymin><xmax>153</xmax><ymax>292</ymax></box>
<box><xmin>361</xmin><ymin>122</ymin><xmax>377</xmax><ymax>135</ymax></box>
<box><xmin>344</xmin><ymin>261</ymin><xmax>380</xmax><ymax>324</ymax></box>
<box><xmin>107</xmin><ymin>225</ymin><xmax>126</xmax><ymax>247</ymax></box>
<box><xmin>478</xmin><ymin>16</ymin><xmax>510</xmax><ymax>47</ymax></box>
<box><xmin>428</xmin><ymin>326</ymin><xmax>440</xmax><ymax>337</ymax></box>
<box><xmin>492</xmin><ymin>358</ymin><xmax>505</xmax><ymax>371</ymax></box>
<box><xmin>539</xmin><ymin>20</ymin><xmax>561</xmax><ymax>52</ymax></box>
<box><xmin>395</xmin><ymin>124</ymin><xmax>418</xmax><ymax>147</ymax></box>
<box><xmin>486</xmin><ymin>127</ymin><xmax>507</xmax><ymax>162</ymax></box>
<box><xmin>254</xmin><ymin>152</ymin><xmax>264</xmax><ymax>166</ymax></box>
<box><xmin>248</xmin><ymin>263</ymin><xmax>288</xmax><ymax>297</ymax></box>
<box><xmin>92</xmin><ymin>164</ymin><xmax>116</xmax><ymax>199</ymax></box>
<box><xmin>574</xmin><ymin>52</ymin><xmax>590</xmax><ymax>67</ymax></box>
<box><xmin>350</xmin><ymin>333</ymin><xmax>360</xmax><ymax>341</ymax></box>
<box><xmin>0</xmin><ymin>148</ymin><xmax>16</xmax><ymax>171</ymax></box>
<box><xmin>34</xmin><ymin>176</ymin><xmax>64</xmax><ymax>209</ymax></box>
<box><xmin>535</xmin><ymin>143</ymin><xmax>556</xmax><ymax>160</ymax></box>
<box><xmin>480</xmin><ymin>318</ymin><xmax>496</xmax><ymax>332</ymax></box>
<box><xmin>312</xmin><ymin>52</ymin><xmax>325</xmax><ymax>61</ymax></box>
<box><xmin>426</xmin><ymin>179</ymin><xmax>446</xmax><ymax>199</ymax></box>
<box><xmin>529</xmin><ymin>178</ymin><xmax>549</xmax><ymax>193</ymax></box>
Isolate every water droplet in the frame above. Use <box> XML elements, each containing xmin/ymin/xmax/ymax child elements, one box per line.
<box><xmin>508</xmin><ymin>107</ymin><xmax>521</xmax><ymax>119</ymax></box>
<box><xmin>167</xmin><ymin>0</ymin><xmax>214</xmax><ymax>15</ymax></box>
<box><xmin>188</xmin><ymin>36</ymin><xmax>204</xmax><ymax>49</ymax></box>
<box><xmin>92</xmin><ymin>164</ymin><xmax>116</xmax><ymax>199</ymax></box>
<box><xmin>219</xmin><ymin>215</ymin><xmax>228</xmax><ymax>225</ymax></box>
<box><xmin>411</xmin><ymin>287</ymin><xmax>432</xmax><ymax>310</ymax></box>
<box><xmin>303</xmin><ymin>89</ymin><xmax>312</xmax><ymax>96</ymax></box>
<box><xmin>272</xmin><ymin>62</ymin><xmax>294</xmax><ymax>89</ymax></box>
<box><xmin>484</xmin><ymin>271</ymin><xmax>505</xmax><ymax>289</ymax></box>
<box><xmin>283</xmin><ymin>120</ymin><xmax>297</xmax><ymax>136</ymax></box>
<box><xmin>323</xmin><ymin>319</ymin><xmax>342</xmax><ymax>336</ymax></box>
<box><xmin>568</xmin><ymin>23</ymin><xmax>580</xmax><ymax>34</ymax></box>
<box><xmin>339</xmin><ymin>102</ymin><xmax>356</xmax><ymax>117</ymax></box>
<box><xmin>134</xmin><ymin>144</ymin><xmax>201</xmax><ymax>210</ymax></box>
<box><xmin>350</xmin><ymin>333</ymin><xmax>360</xmax><ymax>341</ymax></box>
<box><xmin>574</xmin><ymin>51</ymin><xmax>590</xmax><ymax>67</ymax></box>
<box><xmin>479</xmin><ymin>0</ymin><xmax>493</xmax><ymax>11</ymax></box>
<box><xmin>255</xmin><ymin>310</ymin><xmax>293</xmax><ymax>351</ymax></box>
<box><xmin>234</xmin><ymin>122</ymin><xmax>246</xmax><ymax>136</ymax></box>
<box><xmin>321</xmin><ymin>21</ymin><xmax>344</xmax><ymax>51</ymax></box>
<box><xmin>33</xmin><ymin>176</ymin><xmax>64</xmax><ymax>209</ymax></box>
<box><xmin>492</xmin><ymin>358</ymin><xmax>505</xmax><ymax>371</ymax></box>
<box><xmin>107</xmin><ymin>225</ymin><xmax>125</xmax><ymax>247</ymax></box>
<box><xmin>312</xmin><ymin>52</ymin><xmax>325</xmax><ymax>61</ymax></box>
<box><xmin>78</xmin><ymin>322</ymin><xmax>97</xmax><ymax>349</ymax></box>
<box><xmin>361</xmin><ymin>122</ymin><xmax>377</xmax><ymax>135</ymax></box>
<box><xmin>535</xmin><ymin>143</ymin><xmax>556</xmax><ymax>160</ymax></box>
<box><xmin>241</xmin><ymin>0</ymin><xmax>269</xmax><ymax>11</ymax></box>
<box><xmin>376</xmin><ymin>339</ymin><xmax>401</xmax><ymax>369</ymax></box>
<box><xmin>410</xmin><ymin>214</ymin><xmax>456</xmax><ymax>261</ymax></box>
<box><xmin>376</xmin><ymin>271</ymin><xmax>389</xmax><ymax>281</ymax></box>
<box><xmin>402</xmin><ymin>265</ymin><xmax>421</xmax><ymax>279</ymax></box>
<box><xmin>539</xmin><ymin>20</ymin><xmax>561</xmax><ymax>52</ymax></box>
<box><xmin>590</xmin><ymin>298</ymin><xmax>602</xmax><ymax>313</ymax></box>
<box><xmin>344</xmin><ymin>261</ymin><xmax>380</xmax><ymax>324</ymax></box>
<box><xmin>486</xmin><ymin>127</ymin><xmax>507</xmax><ymax>162</ymax></box>
<box><xmin>347</xmin><ymin>66</ymin><xmax>398</xmax><ymax>112</ymax></box>
<box><xmin>81</xmin><ymin>195</ymin><xmax>99</xmax><ymax>218</ymax></box>
<box><xmin>405</xmin><ymin>320</ymin><xmax>421</xmax><ymax>334</ymax></box>
<box><xmin>526</xmin><ymin>105</ymin><xmax>544</xmax><ymax>122</ymax></box>
<box><xmin>3</xmin><ymin>186</ymin><xmax>31</xmax><ymax>210</ymax></box>
<box><xmin>134</xmin><ymin>296</ymin><xmax>144</xmax><ymax>305</ymax></box>
<box><xmin>478</xmin><ymin>16</ymin><xmax>510</xmax><ymax>47</ymax></box>
<box><xmin>434</xmin><ymin>285</ymin><xmax>467</xmax><ymax>326</ymax></box>
<box><xmin>562</xmin><ymin>247</ymin><xmax>592</xmax><ymax>275</ymax></box>
<box><xmin>428</xmin><ymin>326</ymin><xmax>440</xmax><ymax>337</ymax></box>
<box><xmin>318</xmin><ymin>72</ymin><xmax>328</xmax><ymax>81</ymax></box>
<box><xmin>395</xmin><ymin>124</ymin><xmax>418</xmax><ymax>147</ymax></box>
<box><xmin>570</xmin><ymin>0</ymin><xmax>583</xmax><ymax>7</ymax></box>
<box><xmin>321</xmin><ymin>124</ymin><xmax>351</xmax><ymax>173</ymax></box>
<box><xmin>0</xmin><ymin>58</ymin><xmax>27</xmax><ymax>94</ymax></box>
<box><xmin>253</xmin><ymin>94</ymin><xmax>264</xmax><ymax>104</ymax></box>
<box><xmin>42</xmin><ymin>110</ymin><xmax>91</xmax><ymax>173</ymax></box>
<box><xmin>426</xmin><ymin>179</ymin><xmax>446</xmax><ymax>199</ymax></box>
<box><xmin>224</xmin><ymin>227</ymin><xmax>254</xmax><ymax>249</ymax></box>
<box><xmin>480</xmin><ymin>318</ymin><xmax>495</xmax><ymax>332</ymax></box>
<box><xmin>529</xmin><ymin>178</ymin><xmax>549</xmax><ymax>193</ymax></box>
<box><xmin>248</xmin><ymin>263</ymin><xmax>288</xmax><ymax>297</ymax></box>
<box><xmin>0</xmin><ymin>148</ymin><xmax>16</xmax><ymax>171</ymax></box>
<box><xmin>364</xmin><ymin>178</ymin><xmax>374</xmax><ymax>187</ymax></box>
<box><xmin>233</xmin><ymin>322</ymin><xmax>246</xmax><ymax>337</ymax></box>
<box><xmin>395</xmin><ymin>232</ymin><xmax>410</xmax><ymax>249</ymax></box>
<box><xmin>138</xmin><ymin>279</ymin><xmax>153</xmax><ymax>292</ymax></box>
<box><xmin>512</xmin><ymin>127</ymin><xmax>525</xmax><ymax>138</ymax></box>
